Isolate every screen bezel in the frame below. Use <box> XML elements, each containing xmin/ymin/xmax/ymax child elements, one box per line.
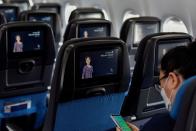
<box><xmin>132</xmin><ymin>21</ymin><xmax>160</xmax><ymax>49</ymax></box>
<box><xmin>154</xmin><ymin>38</ymin><xmax>191</xmax><ymax>75</ymax></box>
<box><xmin>77</xmin><ymin>23</ymin><xmax>110</xmax><ymax>38</ymax></box>
<box><xmin>7</xmin><ymin>26</ymin><xmax>46</xmax><ymax>59</ymax></box>
<box><xmin>75</xmin><ymin>45</ymin><xmax>123</xmax><ymax>88</ymax></box>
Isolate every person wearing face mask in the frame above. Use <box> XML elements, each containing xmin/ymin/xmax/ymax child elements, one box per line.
<box><xmin>116</xmin><ymin>42</ymin><xmax>196</xmax><ymax>131</ymax></box>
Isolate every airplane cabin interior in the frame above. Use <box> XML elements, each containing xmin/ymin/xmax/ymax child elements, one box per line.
<box><xmin>0</xmin><ymin>0</ymin><xmax>195</xmax><ymax>131</ymax></box>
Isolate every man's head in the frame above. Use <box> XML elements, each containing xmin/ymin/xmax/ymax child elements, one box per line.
<box><xmin>159</xmin><ymin>42</ymin><xmax>196</xmax><ymax>110</ymax></box>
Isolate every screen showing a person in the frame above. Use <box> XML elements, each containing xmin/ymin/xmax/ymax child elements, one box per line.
<box><xmin>79</xmin><ymin>13</ymin><xmax>103</xmax><ymax>19</ymax></box>
<box><xmin>78</xmin><ymin>24</ymin><xmax>109</xmax><ymax>38</ymax></box>
<box><xmin>28</xmin><ymin>15</ymin><xmax>53</xmax><ymax>29</ymax></box>
<box><xmin>9</xmin><ymin>30</ymin><xmax>44</xmax><ymax>53</ymax></box>
<box><xmin>0</xmin><ymin>8</ymin><xmax>16</xmax><ymax>22</ymax></box>
<box><xmin>133</xmin><ymin>22</ymin><xmax>159</xmax><ymax>47</ymax></box>
<box><xmin>156</xmin><ymin>40</ymin><xmax>189</xmax><ymax>70</ymax></box>
<box><xmin>80</xmin><ymin>48</ymin><xmax>119</xmax><ymax>80</ymax></box>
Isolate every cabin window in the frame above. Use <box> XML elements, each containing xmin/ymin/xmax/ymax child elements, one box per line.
<box><xmin>123</xmin><ymin>10</ymin><xmax>140</xmax><ymax>22</ymax></box>
<box><xmin>64</xmin><ymin>3</ymin><xmax>77</xmax><ymax>25</ymax></box>
<box><xmin>163</xmin><ymin>17</ymin><xmax>188</xmax><ymax>33</ymax></box>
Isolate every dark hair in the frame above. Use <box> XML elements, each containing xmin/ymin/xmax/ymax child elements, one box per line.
<box><xmin>161</xmin><ymin>42</ymin><xmax>196</xmax><ymax>79</ymax></box>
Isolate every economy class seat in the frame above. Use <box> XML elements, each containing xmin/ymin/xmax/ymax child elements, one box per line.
<box><xmin>43</xmin><ymin>37</ymin><xmax>130</xmax><ymax>131</ymax></box>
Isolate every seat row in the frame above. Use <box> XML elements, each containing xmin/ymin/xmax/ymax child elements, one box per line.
<box><xmin>0</xmin><ymin>4</ymin><xmax>194</xmax><ymax>131</ymax></box>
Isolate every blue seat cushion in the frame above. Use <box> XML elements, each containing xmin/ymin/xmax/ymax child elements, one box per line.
<box><xmin>54</xmin><ymin>92</ymin><xmax>126</xmax><ymax>131</ymax></box>
<box><xmin>170</xmin><ymin>76</ymin><xmax>196</xmax><ymax>120</ymax></box>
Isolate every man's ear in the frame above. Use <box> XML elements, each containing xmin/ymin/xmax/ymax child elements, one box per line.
<box><xmin>168</xmin><ymin>72</ymin><xmax>183</xmax><ymax>90</ymax></box>
<box><xmin>168</xmin><ymin>72</ymin><xmax>181</xmax><ymax>90</ymax></box>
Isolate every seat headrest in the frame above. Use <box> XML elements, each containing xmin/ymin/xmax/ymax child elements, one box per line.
<box><xmin>120</xmin><ymin>16</ymin><xmax>161</xmax><ymax>44</ymax></box>
<box><xmin>63</xmin><ymin>18</ymin><xmax>111</xmax><ymax>42</ymax></box>
<box><xmin>19</xmin><ymin>10</ymin><xmax>61</xmax><ymax>43</ymax></box>
<box><xmin>0</xmin><ymin>21</ymin><xmax>56</xmax><ymax>64</ymax></box>
<box><xmin>120</xmin><ymin>32</ymin><xmax>192</xmax><ymax>116</ymax></box>
<box><xmin>135</xmin><ymin>32</ymin><xmax>192</xmax><ymax>63</ymax></box>
<box><xmin>32</xmin><ymin>3</ymin><xmax>61</xmax><ymax>15</ymax></box>
<box><xmin>143</xmin><ymin>32</ymin><xmax>192</xmax><ymax>76</ymax></box>
<box><xmin>52</xmin><ymin>37</ymin><xmax>130</xmax><ymax>102</ymax></box>
<box><xmin>0</xmin><ymin>4</ymin><xmax>20</xmax><ymax>22</ymax></box>
<box><xmin>69</xmin><ymin>7</ymin><xmax>105</xmax><ymax>22</ymax></box>
<box><xmin>141</xmin><ymin>32</ymin><xmax>192</xmax><ymax>89</ymax></box>
<box><xmin>0</xmin><ymin>21</ymin><xmax>56</xmax><ymax>97</ymax></box>
<box><xmin>170</xmin><ymin>76</ymin><xmax>196</xmax><ymax>120</ymax></box>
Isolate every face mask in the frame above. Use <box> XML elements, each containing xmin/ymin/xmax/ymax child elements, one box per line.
<box><xmin>160</xmin><ymin>77</ymin><xmax>173</xmax><ymax>111</ymax></box>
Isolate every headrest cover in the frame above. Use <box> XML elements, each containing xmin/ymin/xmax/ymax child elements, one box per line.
<box><xmin>0</xmin><ymin>22</ymin><xmax>55</xmax><ymax>61</ymax></box>
<box><xmin>141</xmin><ymin>33</ymin><xmax>192</xmax><ymax>89</ymax></box>
<box><xmin>32</xmin><ymin>3</ymin><xmax>61</xmax><ymax>15</ymax></box>
<box><xmin>64</xmin><ymin>19</ymin><xmax>111</xmax><ymax>41</ymax></box>
<box><xmin>154</xmin><ymin>37</ymin><xmax>191</xmax><ymax>74</ymax></box>
<box><xmin>3</xmin><ymin>1</ymin><xmax>29</xmax><ymax>11</ymax></box>
<box><xmin>120</xmin><ymin>32</ymin><xmax>192</xmax><ymax>116</ymax></box>
<box><xmin>0</xmin><ymin>21</ymin><xmax>56</xmax><ymax>97</ymax></box>
<box><xmin>120</xmin><ymin>16</ymin><xmax>161</xmax><ymax>50</ymax></box>
<box><xmin>69</xmin><ymin>8</ymin><xmax>105</xmax><ymax>22</ymax></box>
<box><xmin>170</xmin><ymin>76</ymin><xmax>196</xmax><ymax>119</ymax></box>
<box><xmin>20</xmin><ymin>10</ymin><xmax>61</xmax><ymax>43</ymax></box>
<box><xmin>54</xmin><ymin>38</ymin><xmax>130</xmax><ymax>102</ymax></box>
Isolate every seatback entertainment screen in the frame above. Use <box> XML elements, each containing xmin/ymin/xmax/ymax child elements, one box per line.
<box><xmin>79</xmin><ymin>48</ymin><xmax>120</xmax><ymax>80</ymax></box>
<box><xmin>78</xmin><ymin>24</ymin><xmax>109</xmax><ymax>38</ymax></box>
<box><xmin>0</xmin><ymin>8</ymin><xmax>17</xmax><ymax>22</ymax></box>
<box><xmin>133</xmin><ymin>22</ymin><xmax>159</xmax><ymax>47</ymax></box>
<box><xmin>155</xmin><ymin>39</ymin><xmax>190</xmax><ymax>72</ymax></box>
<box><xmin>28</xmin><ymin>15</ymin><xmax>54</xmax><ymax>29</ymax></box>
<box><xmin>9</xmin><ymin>30</ymin><xmax>44</xmax><ymax>54</ymax></box>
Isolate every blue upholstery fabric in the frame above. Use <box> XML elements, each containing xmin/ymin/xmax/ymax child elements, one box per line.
<box><xmin>170</xmin><ymin>76</ymin><xmax>196</xmax><ymax>120</ymax></box>
<box><xmin>54</xmin><ymin>93</ymin><xmax>126</xmax><ymax>131</ymax></box>
<box><xmin>0</xmin><ymin>92</ymin><xmax>47</xmax><ymax>128</ymax></box>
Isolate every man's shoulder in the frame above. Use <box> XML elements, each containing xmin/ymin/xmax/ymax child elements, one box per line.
<box><xmin>141</xmin><ymin>112</ymin><xmax>175</xmax><ymax>131</ymax></box>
